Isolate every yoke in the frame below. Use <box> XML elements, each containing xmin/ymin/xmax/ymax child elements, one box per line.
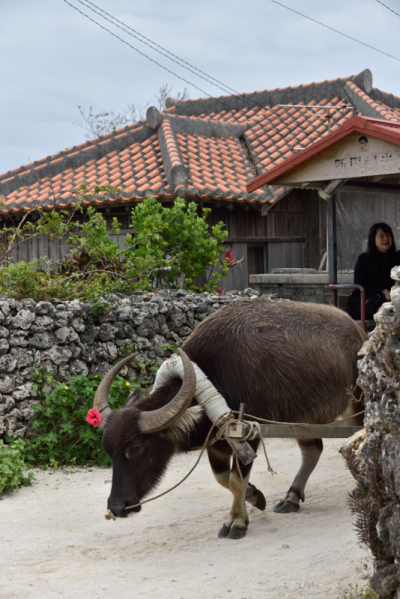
<box><xmin>226</xmin><ymin>403</ymin><xmax>363</xmax><ymax>448</ymax></box>
<box><xmin>256</xmin><ymin>423</ymin><xmax>363</xmax><ymax>439</ymax></box>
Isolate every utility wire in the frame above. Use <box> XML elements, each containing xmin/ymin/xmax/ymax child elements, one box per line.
<box><xmin>61</xmin><ymin>0</ymin><xmax>235</xmax><ymax>113</ymax></box>
<box><xmin>271</xmin><ymin>0</ymin><xmax>400</xmax><ymax>63</ymax></box>
<box><xmin>76</xmin><ymin>0</ymin><xmax>322</xmax><ymax>141</ymax></box>
<box><xmin>78</xmin><ymin>0</ymin><xmax>241</xmax><ymax>98</ymax></box>
<box><xmin>375</xmin><ymin>0</ymin><xmax>400</xmax><ymax>18</ymax></box>
<box><xmin>79</xmin><ymin>0</ymin><xmax>350</xmax><ymax>142</ymax></box>
<box><xmin>63</xmin><ymin>0</ymin><xmax>352</xmax><ymax>146</ymax></box>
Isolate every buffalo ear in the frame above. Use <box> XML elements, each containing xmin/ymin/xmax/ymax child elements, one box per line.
<box><xmin>124</xmin><ymin>389</ymin><xmax>143</xmax><ymax>408</ymax></box>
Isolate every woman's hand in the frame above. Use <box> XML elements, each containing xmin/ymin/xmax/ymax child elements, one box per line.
<box><xmin>383</xmin><ymin>289</ymin><xmax>391</xmax><ymax>301</ymax></box>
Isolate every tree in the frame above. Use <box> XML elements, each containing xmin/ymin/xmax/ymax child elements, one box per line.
<box><xmin>154</xmin><ymin>84</ymin><xmax>189</xmax><ymax>111</ymax></box>
<box><xmin>0</xmin><ymin>190</ymin><xmax>231</xmax><ymax>301</ymax></box>
<box><xmin>75</xmin><ymin>84</ymin><xmax>190</xmax><ymax>140</ymax></box>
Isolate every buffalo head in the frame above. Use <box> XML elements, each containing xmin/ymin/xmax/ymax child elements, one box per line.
<box><xmin>93</xmin><ymin>349</ymin><xmax>196</xmax><ymax>517</ymax></box>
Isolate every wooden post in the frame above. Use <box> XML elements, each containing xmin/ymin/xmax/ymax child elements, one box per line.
<box><xmin>327</xmin><ymin>194</ymin><xmax>338</xmax><ymax>307</ymax></box>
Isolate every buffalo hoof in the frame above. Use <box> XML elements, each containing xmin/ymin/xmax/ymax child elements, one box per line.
<box><xmin>246</xmin><ymin>483</ymin><xmax>266</xmax><ymax>511</ymax></box>
<box><xmin>273</xmin><ymin>498</ymin><xmax>299</xmax><ymax>513</ymax></box>
<box><xmin>218</xmin><ymin>524</ymin><xmax>231</xmax><ymax>538</ymax></box>
<box><xmin>218</xmin><ymin>523</ymin><xmax>247</xmax><ymax>539</ymax></box>
<box><xmin>253</xmin><ymin>490</ymin><xmax>266</xmax><ymax>511</ymax></box>
<box><xmin>227</xmin><ymin>526</ymin><xmax>247</xmax><ymax>540</ymax></box>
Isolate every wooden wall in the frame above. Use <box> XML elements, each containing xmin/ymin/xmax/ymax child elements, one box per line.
<box><xmin>11</xmin><ymin>186</ymin><xmax>400</xmax><ymax>291</ymax></box>
<box><xmin>0</xmin><ymin>232</ymin><xmax>70</xmax><ymax>267</ymax></box>
<box><xmin>207</xmin><ymin>189</ymin><xmax>327</xmax><ymax>289</ymax></box>
<box><xmin>337</xmin><ymin>189</ymin><xmax>400</xmax><ymax>270</ymax></box>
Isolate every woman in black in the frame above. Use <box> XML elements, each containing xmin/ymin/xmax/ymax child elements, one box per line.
<box><xmin>349</xmin><ymin>222</ymin><xmax>400</xmax><ymax>320</ymax></box>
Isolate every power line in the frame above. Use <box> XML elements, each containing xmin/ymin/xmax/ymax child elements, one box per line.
<box><xmin>61</xmin><ymin>0</ymin><xmax>236</xmax><ymax>113</ymax></box>
<box><xmin>375</xmin><ymin>0</ymin><xmax>400</xmax><ymax>18</ymax></box>
<box><xmin>271</xmin><ymin>0</ymin><xmax>400</xmax><ymax>63</ymax></box>
<box><xmin>62</xmin><ymin>0</ymin><xmax>352</xmax><ymax>147</ymax></box>
<box><xmin>76</xmin><ymin>0</ymin><xmax>324</xmax><ymax>142</ymax></box>
<box><xmin>78</xmin><ymin>0</ymin><xmax>241</xmax><ymax>98</ymax></box>
<box><xmin>75</xmin><ymin>0</ymin><xmax>297</xmax><ymax>128</ymax></box>
<box><xmin>79</xmin><ymin>0</ymin><xmax>351</xmax><ymax>143</ymax></box>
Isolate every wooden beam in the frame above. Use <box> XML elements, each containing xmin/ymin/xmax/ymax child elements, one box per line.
<box><xmin>344</xmin><ymin>181</ymin><xmax>400</xmax><ymax>193</ymax></box>
<box><xmin>368</xmin><ymin>175</ymin><xmax>387</xmax><ymax>182</ymax></box>
<box><xmin>258</xmin><ymin>424</ymin><xmax>363</xmax><ymax>438</ymax></box>
<box><xmin>225</xmin><ymin>237</ymin><xmax>305</xmax><ymax>244</ymax></box>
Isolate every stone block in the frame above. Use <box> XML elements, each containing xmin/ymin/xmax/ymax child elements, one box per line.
<box><xmin>29</xmin><ymin>332</ymin><xmax>56</xmax><ymax>349</ymax></box>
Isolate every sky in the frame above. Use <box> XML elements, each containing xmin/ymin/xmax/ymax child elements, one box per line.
<box><xmin>1</xmin><ymin>0</ymin><xmax>400</xmax><ymax>175</ymax></box>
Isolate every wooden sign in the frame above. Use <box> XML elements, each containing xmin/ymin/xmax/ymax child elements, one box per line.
<box><xmin>272</xmin><ymin>133</ymin><xmax>400</xmax><ymax>186</ymax></box>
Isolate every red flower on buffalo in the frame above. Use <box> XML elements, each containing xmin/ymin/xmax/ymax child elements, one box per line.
<box><xmin>86</xmin><ymin>408</ymin><xmax>102</xmax><ymax>428</ymax></box>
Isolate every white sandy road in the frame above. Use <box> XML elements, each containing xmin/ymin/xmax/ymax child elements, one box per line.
<box><xmin>0</xmin><ymin>438</ymin><xmax>370</xmax><ymax>599</ymax></box>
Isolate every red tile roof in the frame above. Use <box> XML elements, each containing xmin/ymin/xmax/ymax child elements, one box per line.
<box><xmin>1</xmin><ymin>69</ymin><xmax>399</xmax><ymax>214</ymax></box>
<box><xmin>247</xmin><ymin>115</ymin><xmax>400</xmax><ymax>192</ymax></box>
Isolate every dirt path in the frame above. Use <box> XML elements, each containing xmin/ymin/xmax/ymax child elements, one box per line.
<box><xmin>1</xmin><ymin>438</ymin><xmax>370</xmax><ymax>599</ymax></box>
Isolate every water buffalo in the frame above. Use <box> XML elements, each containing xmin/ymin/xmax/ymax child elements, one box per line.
<box><xmin>93</xmin><ymin>300</ymin><xmax>366</xmax><ymax>539</ymax></box>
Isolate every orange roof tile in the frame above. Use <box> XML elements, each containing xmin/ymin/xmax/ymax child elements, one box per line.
<box><xmin>2</xmin><ymin>70</ymin><xmax>400</xmax><ymax>214</ymax></box>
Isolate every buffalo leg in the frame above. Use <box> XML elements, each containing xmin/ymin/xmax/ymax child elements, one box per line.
<box><xmin>274</xmin><ymin>438</ymin><xmax>323</xmax><ymax>513</ymax></box>
<box><xmin>207</xmin><ymin>440</ymin><xmax>264</xmax><ymax>539</ymax></box>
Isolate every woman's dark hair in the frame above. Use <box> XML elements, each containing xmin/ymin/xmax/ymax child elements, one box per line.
<box><xmin>367</xmin><ymin>222</ymin><xmax>397</xmax><ymax>264</ymax></box>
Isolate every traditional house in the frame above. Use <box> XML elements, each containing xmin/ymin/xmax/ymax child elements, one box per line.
<box><xmin>1</xmin><ymin>68</ymin><xmax>400</xmax><ymax>290</ymax></box>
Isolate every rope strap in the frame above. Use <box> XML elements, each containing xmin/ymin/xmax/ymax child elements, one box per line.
<box><xmin>108</xmin><ymin>414</ymin><xmax>276</xmax><ymax>519</ymax></box>
<box><xmin>152</xmin><ymin>354</ymin><xmax>231</xmax><ymax>423</ymax></box>
<box><xmin>214</xmin><ymin>417</ymin><xmax>276</xmax><ymax>476</ymax></box>
<box><xmin>104</xmin><ymin>409</ymin><xmax>365</xmax><ymax>519</ymax></box>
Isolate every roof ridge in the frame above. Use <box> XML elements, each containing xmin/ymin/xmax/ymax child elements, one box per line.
<box><xmin>168</xmin><ymin>113</ymin><xmax>247</xmax><ymax>139</ymax></box>
<box><xmin>166</xmin><ymin>74</ymin><xmax>365</xmax><ymax>118</ymax></box>
<box><xmin>345</xmin><ymin>81</ymin><xmax>400</xmax><ymax>122</ymax></box>
<box><xmin>370</xmin><ymin>87</ymin><xmax>400</xmax><ymax>111</ymax></box>
<box><xmin>147</xmin><ymin>105</ymin><xmax>247</xmax><ymax>139</ymax></box>
<box><xmin>158</xmin><ymin>118</ymin><xmax>188</xmax><ymax>190</ymax></box>
<box><xmin>0</xmin><ymin>119</ymin><xmax>147</xmax><ymax>182</ymax></box>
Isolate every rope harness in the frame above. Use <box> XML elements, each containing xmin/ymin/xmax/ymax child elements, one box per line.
<box><xmin>104</xmin><ymin>407</ymin><xmax>364</xmax><ymax>520</ymax></box>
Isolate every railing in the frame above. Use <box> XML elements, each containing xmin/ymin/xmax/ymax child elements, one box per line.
<box><xmin>328</xmin><ymin>283</ymin><xmax>366</xmax><ymax>331</ymax></box>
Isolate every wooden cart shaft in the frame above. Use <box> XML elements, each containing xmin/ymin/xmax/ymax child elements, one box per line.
<box><xmin>257</xmin><ymin>424</ymin><xmax>363</xmax><ymax>439</ymax></box>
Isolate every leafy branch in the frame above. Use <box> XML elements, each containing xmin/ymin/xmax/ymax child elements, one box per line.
<box><xmin>0</xmin><ymin>188</ymin><xmax>234</xmax><ymax>301</ymax></box>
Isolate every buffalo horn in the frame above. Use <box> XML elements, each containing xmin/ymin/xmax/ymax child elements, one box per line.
<box><xmin>93</xmin><ymin>353</ymin><xmax>136</xmax><ymax>430</ymax></box>
<box><xmin>138</xmin><ymin>348</ymin><xmax>196</xmax><ymax>434</ymax></box>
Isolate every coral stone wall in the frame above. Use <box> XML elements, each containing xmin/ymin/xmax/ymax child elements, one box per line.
<box><xmin>0</xmin><ymin>288</ymin><xmax>261</xmax><ymax>439</ymax></box>
<box><xmin>355</xmin><ymin>266</ymin><xmax>400</xmax><ymax>599</ymax></box>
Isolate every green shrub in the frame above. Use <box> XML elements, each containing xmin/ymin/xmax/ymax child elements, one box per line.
<box><xmin>23</xmin><ymin>373</ymin><xmax>142</xmax><ymax>468</ymax></box>
<box><xmin>0</xmin><ymin>439</ymin><xmax>34</xmax><ymax>494</ymax></box>
<box><xmin>124</xmin><ymin>195</ymin><xmax>228</xmax><ymax>291</ymax></box>
<box><xmin>0</xmin><ymin>193</ymin><xmax>231</xmax><ymax>300</ymax></box>
<box><xmin>1</xmin><ymin>260</ymin><xmax>41</xmax><ymax>298</ymax></box>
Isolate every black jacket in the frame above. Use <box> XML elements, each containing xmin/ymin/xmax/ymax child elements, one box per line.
<box><xmin>349</xmin><ymin>250</ymin><xmax>400</xmax><ymax>303</ymax></box>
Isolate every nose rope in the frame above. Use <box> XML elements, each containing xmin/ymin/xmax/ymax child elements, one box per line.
<box><xmin>107</xmin><ymin>413</ymin><xmax>278</xmax><ymax>518</ymax></box>
<box><xmin>106</xmin><ymin>414</ymin><xmax>227</xmax><ymax>519</ymax></box>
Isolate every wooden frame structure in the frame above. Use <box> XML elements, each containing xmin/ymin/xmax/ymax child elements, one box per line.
<box><xmin>247</xmin><ymin>115</ymin><xmax>400</xmax><ymax>307</ymax></box>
